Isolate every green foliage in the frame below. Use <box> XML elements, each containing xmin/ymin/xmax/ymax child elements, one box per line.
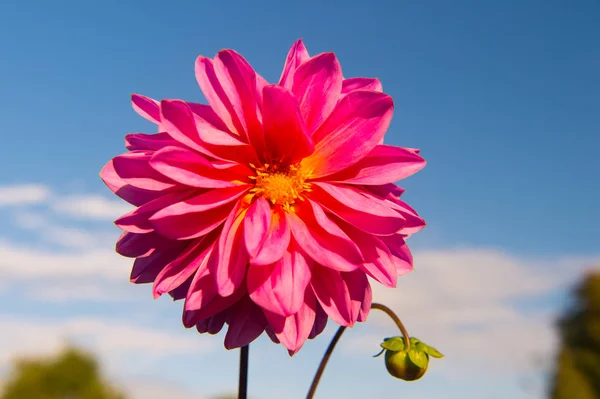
<box><xmin>551</xmin><ymin>272</ymin><xmax>600</xmax><ymax>398</ymax></box>
<box><xmin>380</xmin><ymin>336</ymin><xmax>406</xmax><ymax>352</ymax></box>
<box><xmin>407</xmin><ymin>348</ymin><xmax>429</xmax><ymax>369</ymax></box>
<box><xmin>1</xmin><ymin>346</ymin><xmax>126</xmax><ymax>399</ymax></box>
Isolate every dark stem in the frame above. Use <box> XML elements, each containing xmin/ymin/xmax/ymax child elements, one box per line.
<box><xmin>238</xmin><ymin>345</ymin><xmax>249</xmax><ymax>399</ymax></box>
<box><xmin>305</xmin><ymin>326</ymin><xmax>347</xmax><ymax>399</ymax></box>
<box><xmin>305</xmin><ymin>302</ymin><xmax>410</xmax><ymax>399</ymax></box>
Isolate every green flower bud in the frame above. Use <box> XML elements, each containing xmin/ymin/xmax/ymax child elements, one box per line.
<box><xmin>385</xmin><ymin>348</ymin><xmax>428</xmax><ymax>381</ymax></box>
<box><xmin>375</xmin><ymin>336</ymin><xmax>443</xmax><ymax>382</ymax></box>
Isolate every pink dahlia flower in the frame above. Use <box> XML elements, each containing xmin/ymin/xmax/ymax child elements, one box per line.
<box><xmin>101</xmin><ymin>39</ymin><xmax>426</xmax><ymax>354</ymax></box>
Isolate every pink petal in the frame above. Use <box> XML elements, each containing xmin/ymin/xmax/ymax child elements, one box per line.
<box><xmin>131</xmin><ymin>94</ymin><xmax>160</xmax><ymax>124</ymax></box>
<box><xmin>287</xmin><ymin>201</ymin><xmax>362</xmax><ymax>272</ymax></box>
<box><xmin>149</xmin><ymin>187</ymin><xmax>248</xmax><ymax>240</ymax></box>
<box><xmin>380</xmin><ymin>235</ymin><xmax>413</xmax><ymax>276</ymax></box>
<box><xmin>341</xmin><ymin>269</ymin><xmax>371</xmax><ymax>324</ymax></box>
<box><xmin>365</xmin><ymin>183</ymin><xmax>405</xmax><ymax>200</ymax></box>
<box><xmin>262</xmin><ymin>85</ymin><xmax>314</xmax><ymax>164</ymax></box>
<box><xmin>183</xmin><ymin>262</ymin><xmax>217</xmax><ymax>311</ymax></box>
<box><xmin>265</xmin><ymin>325</ymin><xmax>280</xmax><ymax>344</ymax></box>
<box><xmin>195</xmin><ymin>56</ymin><xmax>247</xmax><ymax>138</ymax></box>
<box><xmin>160</xmin><ymin>100</ymin><xmax>257</xmax><ymax>167</ymax></box>
<box><xmin>247</xmin><ymin>246</ymin><xmax>311</xmax><ymax>316</ymax></box>
<box><xmin>243</xmin><ymin>198</ymin><xmax>270</xmax><ymax>260</ymax></box>
<box><xmin>100</xmin><ymin>160</ymin><xmax>164</xmax><ymax>207</ymax></box>
<box><xmin>323</xmin><ymin>145</ymin><xmax>426</xmax><ymax>185</ymax></box>
<box><xmin>112</xmin><ymin>151</ymin><xmax>177</xmax><ymax>192</ymax></box>
<box><xmin>130</xmin><ymin>243</ymin><xmax>187</xmax><ymax>284</ymax></box>
<box><xmin>186</xmin><ymin>102</ymin><xmax>249</xmax><ymax>147</ymax></box>
<box><xmin>116</xmin><ymin>231</ymin><xmax>164</xmax><ymax>258</ymax></box>
<box><xmin>161</xmin><ymin>100</ymin><xmax>256</xmax><ymax>166</ymax></box>
<box><xmin>100</xmin><ymin>159</ymin><xmax>128</xmax><ymax>196</ymax></box>
<box><xmin>279</xmin><ymin>39</ymin><xmax>310</xmax><ymax>90</ymax></box>
<box><xmin>244</xmin><ymin>198</ymin><xmax>291</xmax><ymax>266</ymax></box>
<box><xmin>263</xmin><ymin>288</ymin><xmax>316</xmax><ymax>354</ymax></box>
<box><xmin>357</xmin><ymin>281</ymin><xmax>372</xmax><ymax>322</ymax></box>
<box><xmin>152</xmin><ymin>235</ymin><xmax>215</xmax><ymax>298</ymax></box>
<box><xmin>365</xmin><ymin>189</ymin><xmax>426</xmax><ymax>236</ymax></box>
<box><xmin>310</xmin><ymin>183</ymin><xmax>405</xmax><ymax>235</ymax></box>
<box><xmin>393</xmin><ymin>200</ymin><xmax>426</xmax><ymax>236</ymax></box>
<box><xmin>196</xmin><ymin>310</ymin><xmax>229</xmax><ymax>335</ymax></box>
<box><xmin>214</xmin><ymin>50</ymin><xmax>264</xmax><ymax>155</ymax></box>
<box><xmin>169</xmin><ymin>275</ymin><xmax>193</xmax><ymax>301</ymax></box>
<box><xmin>183</xmin><ymin>285</ymin><xmax>245</xmax><ymax>327</ymax></box>
<box><xmin>116</xmin><ymin>190</ymin><xmax>193</xmax><ymax>234</ymax></box>
<box><xmin>302</xmin><ymin>90</ymin><xmax>394</xmax><ymax>178</ymax></box>
<box><xmin>196</xmin><ymin>50</ymin><xmax>263</xmax><ymax>148</ymax></box>
<box><xmin>187</xmin><ymin>101</ymin><xmax>257</xmax><ymax>163</ymax></box>
<box><xmin>341</xmin><ymin>78</ymin><xmax>383</xmax><ymax>94</ymax></box>
<box><xmin>255</xmin><ymin>73</ymin><xmax>269</xmax><ymax>101</ymax></box>
<box><xmin>125</xmin><ymin>132</ymin><xmax>179</xmax><ymax>152</ymax></box>
<box><xmin>155</xmin><ymin>185</ymin><xmax>250</xmax><ymax>217</ymax></box>
<box><xmin>161</xmin><ymin>98</ymin><xmax>259</xmax><ymax>165</ymax></box>
<box><xmin>150</xmin><ymin>146</ymin><xmax>252</xmax><ymax>188</ymax></box>
<box><xmin>310</xmin><ymin>266</ymin><xmax>353</xmax><ymax>326</ymax></box>
<box><xmin>342</xmin><ymin>223</ymin><xmax>397</xmax><ymax>287</ymax></box>
<box><xmin>209</xmin><ymin>202</ymin><xmax>249</xmax><ymax>296</ymax></box>
<box><xmin>254</xmin><ymin>73</ymin><xmax>268</xmax><ymax>122</ymax></box>
<box><xmin>160</xmin><ymin>100</ymin><xmax>210</xmax><ymax>154</ymax></box>
<box><xmin>292</xmin><ymin>52</ymin><xmax>343</xmax><ymax>133</ymax></box>
<box><xmin>308</xmin><ymin>302</ymin><xmax>328</xmax><ymax>339</ymax></box>
<box><xmin>224</xmin><ymin>296</ymin><xmax>267</xmax><ymax>349</ymax></box>
<box><xmin>186</xmin><ymin>101</ymin><xmax>230</xmax><ymax>133</ymax></box>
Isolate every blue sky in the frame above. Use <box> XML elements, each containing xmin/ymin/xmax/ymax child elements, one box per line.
<box><xmin>1</xmin><ymin>0</ymin><xmax>599</xmax><ymax>398</ymax></box>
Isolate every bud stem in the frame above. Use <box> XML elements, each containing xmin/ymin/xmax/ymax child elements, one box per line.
<box><xmin>370</xmin><ymin>303</ymin><xmax>411</xmax><ymax>350</ymax></box>
<box><xmin>305</xmin><ymin>302</ymin><xmax>410</xmax><ymax>399</ymax></box>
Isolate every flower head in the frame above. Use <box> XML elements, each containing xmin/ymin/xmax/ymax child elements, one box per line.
<box><xmin>101</xmin><ymin>39</ymin><xmax>426</xmax><ymax>354</ymax></box>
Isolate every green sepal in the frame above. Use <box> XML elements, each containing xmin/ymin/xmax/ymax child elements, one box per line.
<box><xmin>373</xmin><ymin>348</ymin><xmax>385</xmax><ymax>358</ymax></box>
<box><xmin>408</xmin><ymin>348</ymin><xmax>429</xmax><ymax>369</ymax></box>
<box><xmin>416</xmin><ymin>342</ymin><xmax>444</xmax><ymax>358</ymax></box>
<box><xmin>380</xmin><ymin>336</ymin><xmax>406</xmax><ymax>352</ymax></box>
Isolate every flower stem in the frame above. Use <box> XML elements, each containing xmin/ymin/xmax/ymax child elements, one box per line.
<box><xmin>238</xmin><ymin>345</ymin><xmax>249</xmax><ymax>399</ymax></box>
<box><xmin>370</xmin><ymin>303</ymin><xmax>411</xmax><ymax>350</ymax></box>
<box><xmin>305</xmin><ymin>302</ymin><xmax>410</xmax><ymax>399</ymax></box>
<box><xmin>305</xmin><ymin>325</ymin><xmax>347</xmax><ymax>399</ymax></box>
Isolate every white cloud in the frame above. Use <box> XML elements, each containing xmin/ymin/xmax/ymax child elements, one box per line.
<box><xmin>12</xmin><ymin>211</ymin><xmax>118</xmax><ymax>249</ymax></box>
<box><xmin>24</xmin><ymin>280</ymin><xmax>136</xmax><ymax>302</ymax></box>
<box><xmin>41</xmin><ymin>225</ymin><xmax>114</xmax><ymax>249</ymax></box>
<box><xmin>0</xmin><ymin>316</ymin><xmax>212</xmax><ymax>366</ymax></box>
<box><xmin>340</xmin><ymin>248</ymin><xmax>600</xmax><ymax>381</ymax></box>
<box><xmin>52</xmin><ymin>194</ymin><xmax>133</xmax><ymax>220</ymax></box>
<box><xmin>12</xmin><ymin>211</ymin><xmax>47</xmax><ymax>229</ymax></box>
<box><xmin>0</xmin><ymin>184</ymin><xmax>51</xmax><ymax>206</ymax></box>
<box><xmin>0</xmin><ymin>240</ymin><xmax>129</xmax><ymax>281</ymax></box>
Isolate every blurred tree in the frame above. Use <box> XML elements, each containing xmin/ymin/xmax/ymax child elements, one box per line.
<box><xmin>1</xmin><ymin>346</ymin><xmax>126</xmax><ymax>399</ymax></box>
<box><xmin>551</xmin><ymin>272</ymin><xmax>600</xmax><ymax>398</ymax></box>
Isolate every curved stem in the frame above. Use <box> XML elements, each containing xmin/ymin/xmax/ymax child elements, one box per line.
<box><xmin>238</xmin><ymin>345</ymin><xmax>249</xmax><ymax>399</ymax></box>
<box><xmin>305</xmin><ymin>303</ymin><xmax>410</xmax><ymax>399</ymax></box>
<box><xmin>370</xmin><ymin>303</ymin><xmax>411</xmax><ymax>350</ymax></box>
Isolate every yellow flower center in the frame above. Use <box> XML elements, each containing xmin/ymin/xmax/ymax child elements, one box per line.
<box><xmin>250</xmin><ymin>163</ymin><xmax>311</xmax><ymax>211</ymax></box>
